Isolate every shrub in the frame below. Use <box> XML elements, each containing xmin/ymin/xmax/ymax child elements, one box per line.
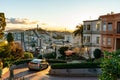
<box><xmin>46</xmin><ymin>59</ymin><xmax>67</xmax><ymax>64</ymax></box>
<box><xmin>69</xmin><ymin>54</ymin><xmax>86</xmax><ymax>60</ymax></box>
<box><xmin>58</xmin><ymin>55</ymin><xmax>66</xmax><ymax>60</ymax></box>
<box><xmin>38</xmin><ymin>54</ymin><xmax>42</xmax><ymax>59</ymax></box>
<box><xmin>24</xmin><ymin>52</ymin><xmax>33</xmax><ymax>59</ymax></box>
<box><xmin>3</xmin><ymin>58</ymin><xmax>15</xmax><ymax>67</ymax></box>
<box><xmin>13</xmin><ymin>59</ymin><xmax>32</xmax><ymax>65</ymax></box>
<box><xmin>3</xmin><ymin>58</ymin><xmax>32</xmax><ymax>67</ymax></box>
<box><xmin>99</xmin><ymin>50</ymin><xmax>120</xmax><ymax>80</ymax></box>
<box><xmin>43</xmin><ymin>52</ymin><xmax>56</xmax><ymax>59</ymax></box>
<box><xmin>93</xmin><ymin>49</ymin><xmax>102</xmax><ymax>59</ymax></box>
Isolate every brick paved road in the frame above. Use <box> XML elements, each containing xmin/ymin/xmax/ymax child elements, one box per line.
<box><xmin>2</xmin><ymin>66</ymin><xmax>98</xmax><ymax>80</ymax></box>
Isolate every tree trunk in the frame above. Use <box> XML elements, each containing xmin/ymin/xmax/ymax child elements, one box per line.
<box><xmin>9</xmin><ymin>65</ymin><xmax>15</xmax><ymax>80</ymax></box>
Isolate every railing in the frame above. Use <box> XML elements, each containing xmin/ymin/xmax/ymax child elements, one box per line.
<box><xmin>83</xmin><ymin>30</ymin><xmax>100</xmax><ymax>34</ymax></box>
<box><xmin>83</xmin><ymin>43</ymin><xmax>100</xmax><ymax>47</ymax></box>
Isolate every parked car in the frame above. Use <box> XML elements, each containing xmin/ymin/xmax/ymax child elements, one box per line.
<box><xmin>28</xmin><ymin>59</ymin><xmax>49</xmax><ymax>70</ymax></box>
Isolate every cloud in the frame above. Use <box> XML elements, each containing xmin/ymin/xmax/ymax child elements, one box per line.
<box><xmin>6</xmin><ymin>18</ymin><xmax>39</xmax><ymax>24</ymax></box>
<box><xmin>5</xmin><ymin>18</ymin><xmax>72</xmax><ymax>32</ymax></box>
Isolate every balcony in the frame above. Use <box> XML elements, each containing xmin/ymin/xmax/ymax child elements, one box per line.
<box><xmin>83</xmin><ymin>30</ymin><xmax>100</xmax><ymax>34</ymax></box>
<box><xmin>83</xmin><ymin>42</ymin><xmax>92</xmax><ymax>46</ymax></box>
<box><xmin>101</xmin><ymin>31</ymin><xmax>115</xmax><ymax>35</ymax></box>
<box><xmin>91</xmin><ymin>31</ymin><xmax>100</xmax><ymax>34</ymax></box>
<box><xmin>83</xmin><ymin>42</ymin><xmax>100</xmax><ymax>47</ymax></box>
<box><xmin>83</xmin><ymin>30</ymin><xmax>92</xmax><ymax>34</ymax></box>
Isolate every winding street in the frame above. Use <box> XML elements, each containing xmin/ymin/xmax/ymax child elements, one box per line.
<box><xmin>2</xmin><ymin>65</ymin><xmax>97</xmax><ymax>80</ymax></box>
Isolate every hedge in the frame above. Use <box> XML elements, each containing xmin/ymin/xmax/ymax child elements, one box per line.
<box><xmin>46</xmin><ymin>59</ymin><xmax>67</xmax><ymax>64</ymax></box>
<box><xmin>51</xmin><ymin>62</ymin><xmax>101</xmax><ymax>69</ymax></box>
<box><xmin>3</xmin><ymin>59</ymin><xmax>32</xmax><ymax>67</ymax></box>
<box><xmin>13</xmin><ymin>59</ymin><xmax>32</xmax><ymax>65</ymax></box>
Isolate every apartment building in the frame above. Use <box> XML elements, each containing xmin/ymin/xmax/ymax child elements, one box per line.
<box><xmin>99</xmin><ymin>13</ymin><xmax>120</xmax><ymax>52</ymax></box>
<box><xmin>6</xmin><ymin>29</ymin><xmax>41</xmax><ymax>51</ymax></box>
<box><xmin>83</xmin><ymin>19</ymin><xmax>101</xmax><ymax>58</ymax></box>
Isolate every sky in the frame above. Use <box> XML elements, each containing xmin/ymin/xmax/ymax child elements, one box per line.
<box><xmin>0</xmin><ymin>0</ymin><xmax>120</xmax><ymax>31</ymax></box>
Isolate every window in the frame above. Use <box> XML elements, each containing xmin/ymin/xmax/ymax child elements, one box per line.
<box><xmin>96</xmin><ymin>37</ymin><xmax>100</xmax><ymax>44</ymax></box>
<box><xmin>87</xmin><ymin>25</ymin><xmax>90</xmax><ymax>30</ymax></box>
<box><xmin>102</xmin><ymin>37</ymin><xmax>106</xmax><ymax>45</ymax></box>
<box><xmin>108</xmin><ymin>23</ymin><xmax>112</xmax><ymax>31</ymax></box>
<box><xmin>103</xmin><ymin>22</ymin><xmax>106</xmax><ymax>31</ymax></box>
<box><xmin>83</xmin><ymin>36</ymin><xmax>86</xmax><ymax>43</ymax></box>
<box><xmin>117</xmin><ymin>22</ymin><xmax>120</xmax><ymax>33</ymax></box>
<box><xmin>87</xmin><ymin>36</ymin><xmax>90</xmax><ymax>42</ymax></box>
<box><xmin>96</xmin><ymin>24</ymin><xmax>100</xmax><ymax>31</ymax></box>
<box><xmin>107</xmin><ymin>38</ymin><xmax>112</xmax><ymax>45</ymax></box>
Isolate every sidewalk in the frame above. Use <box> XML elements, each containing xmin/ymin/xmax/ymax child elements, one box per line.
<box><xmin>2</xmin><ymin>63</ymin><xmax>27</xmax><ymax>79</ymax></box>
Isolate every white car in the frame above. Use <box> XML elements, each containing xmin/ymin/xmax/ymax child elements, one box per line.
<box><xmin>28</xmin><ymin>59</ymin><xmax>49</xmax><ymax>70</ymax></box>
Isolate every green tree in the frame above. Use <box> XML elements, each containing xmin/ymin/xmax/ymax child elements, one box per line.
<box><xmin>73</xmin><ymin>24</ymin><xmax>83</xmax><ymax>46</ymax></box>
<box><xmin>58</xmin><ymin>46</ymin><xmax>69</xmax><ymax>59</ymax></box>
<box><xmin>0</xmin><ymin>44</ymin><xmax>11</xmax><ymax>59</ymax></box>
<box><xmin>7</xmin><ymin>32</ymin><xmax>14</xmax><ymax>43</ymax></box>
<box><xmin>93</xmin><ymin>49</ymin><xmax>102</xmax><ymax>59</ymax></box>
<box><xmin>0</xmin><ymin>13</ymin><xmax>6</xmax><ymax>39</ymax></box>
<box><xmin>6</xmin><ymin>33</ymin><xmax>24</xmax><ymax>80</ymax></box>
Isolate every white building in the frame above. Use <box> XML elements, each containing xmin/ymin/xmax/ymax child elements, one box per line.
<box><xmin>83</xmin><ymin>19</ymin><xmax>101</xmax><ymax>58</ymax></box>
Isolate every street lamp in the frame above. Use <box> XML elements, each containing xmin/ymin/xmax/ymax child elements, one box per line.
<box><xmin>52</xmin><ymin>44</ymin><xmax>57</xmax><ymax>59</ymax></box>
<box><xmin>41</xmin><ymin>49</ymin><xmax>44</xmax><ymax>59</ymax></box>
<box><xmin>41</xmin><ymin>46</ymin><xmax>46</xmax><ymax>59</ymax></box>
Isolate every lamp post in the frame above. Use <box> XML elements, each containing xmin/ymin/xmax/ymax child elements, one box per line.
<box><xmin>42</xmin><ymin>46</ymin><xmax>46</xmax><ymax>59</ymax></box>
<box><xmin>52</xmin><ymin>44</ymin><xmax>57</xmax><ymax>59</ymax></box>
<box><xmin>41</xmin><ymin>49</ymin><xmax>44</xmax><ymax>59</ymax></box>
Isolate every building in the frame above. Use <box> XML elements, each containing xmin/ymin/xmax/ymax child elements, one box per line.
<box><xmin>83</xmin><ymin>19</ymin><xmax>101</xmax><ymax>58</ymax></box>
<box><xmin>5</xmin><ymin>29</ymin><xmax>42</xmax><ymax>52</ymax></box>
<box><xmin>99</xmin><ymin>13</ymin><xmax>120</xmax><ymax>52</ymax></box>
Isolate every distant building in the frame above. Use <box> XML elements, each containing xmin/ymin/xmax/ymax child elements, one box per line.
<box><xmin>99</xmin><ymin>13</ymin><xmax>120</xmax><ymax>52</ymax></box>
<box><xmin>83</xmin><ymin>19</ymin><xmax>101</xmax><ymax>58</ymax></box>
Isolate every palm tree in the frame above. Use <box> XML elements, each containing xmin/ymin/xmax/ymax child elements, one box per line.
<box><xmin>73</xmin><ymin>24</ymin><xmax>83</xmax><ymax>46</ymax></box>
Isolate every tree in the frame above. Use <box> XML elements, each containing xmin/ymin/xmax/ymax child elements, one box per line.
<box><xmin>10</xmin><ymin>42</ymin><xmax>24</xmax><ymax>59</ymax></box>
<box><xmin>73</xmin><ymin>24</ymin><xmax>83</xmax><ymax>46</ymax></box>
<box><xmin>0</xmin><ymin>44</ymin><xmax>11</xmax><ymax>58</ymax></box>
<box><xmin>6</xmin><ymin>33</ymin><xmax>24</xmax><ymax>80</ymax></box>
<box><xmin>93</xmin><ymin>49</ymin><xmax>102</xmax><ymax>59</ymax></box>
<box><xmin>7</xmin><ymin>32</ymin><xmax>14</xmax><ymax>43</ymax></box>
<box><xmin>58</xmin><ymin>46</ymin><xmax>69</xmax><ymax>59</ymax></box>
<box><xmin>0</xmin><ymin>13</ymin><xmax>6</xmax><ymax>39</ymax></box>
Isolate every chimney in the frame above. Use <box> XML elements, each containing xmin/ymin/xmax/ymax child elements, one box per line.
<box><xmin>111</xmin><ymin>11</ymin><xmax>114</xmax><ymax>14</ymax></box>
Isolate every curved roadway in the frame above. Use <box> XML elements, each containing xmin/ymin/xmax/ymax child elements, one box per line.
<box><xmin>2</xmin><ymin>66</ymin><xmax>97</xmax><ymax>80</ymax></box>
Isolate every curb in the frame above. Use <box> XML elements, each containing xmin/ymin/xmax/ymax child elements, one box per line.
<box><xmin>49</xmin><ymin>68</ymin><xmax>101</xmax><ymax>77</ymax></box>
